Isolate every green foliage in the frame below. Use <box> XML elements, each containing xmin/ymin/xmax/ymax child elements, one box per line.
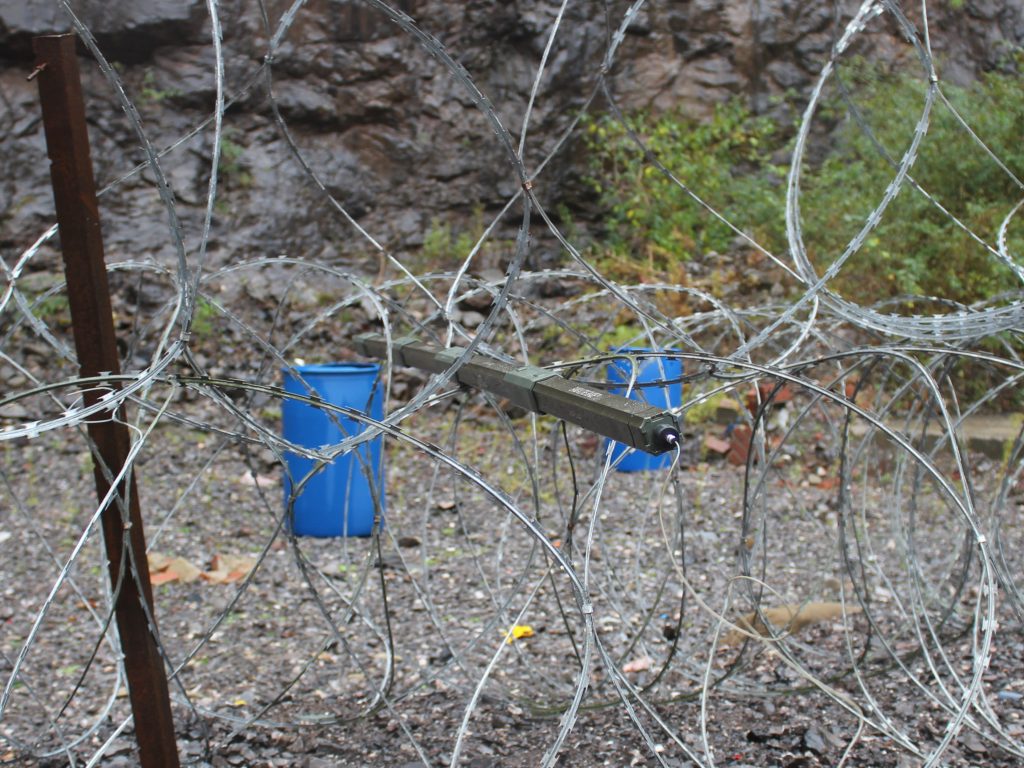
<box><xmin>420</xmin><ymin>208</ymin><xmax>487</xmax><ymax>266</ymax></box>
<box><xmin>190</xmin><ymin>297</ymin><xmax>219</xmax><ymax>338</ymax></box>
<box><xmin>139</xmin><ymin>68</ymin><xmax>180</xmax><ymax>104</ymax></box>
<box><xmin>603</xmin><ymin>322</ymin><xmax>644</xmax><ymax>350</ymax></box>
<box><xmin>682</xmin><ymin>391</ymin><xmax>729</xmax><ymax>425</ymax></box>
<box><xmin>218</xmin><ymin>130</ymin><xmax>253</xmax><ymax>188</ymax></box>
<box><xmin>33</xmin><ymin>293</ymin><xmax>70</xmax><ymax>323</ymax></box>
<box><xmin>584</xmin><ymin>61</ymin><xmax>1024</xmax><ymax>306</ymax></box>
<box><xmin>583</xmin><ymin>100</ymin><xmax>785</xmax><ymax>278</ymax></box>
<box><xmin>800</xmin><ymin>59</ymin><xmax>1024</xmax><ymax>304</ymax></box>
<box><xmin>421</xmin><ymin>218</ymin><xmax>457</xmax><ymax>264</ymax></box>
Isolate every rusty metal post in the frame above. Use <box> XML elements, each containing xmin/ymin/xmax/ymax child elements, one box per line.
<box><xmin>32</xmin><ymin>34</ymin><xmax>180</xmax><ymax>767</ymax></box>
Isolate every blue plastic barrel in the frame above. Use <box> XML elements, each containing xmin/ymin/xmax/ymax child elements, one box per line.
<box><xmin>281</xmin><ymin>363</ymin><xmax>384</xmax><ymax>537</ymax></box>
<box><xmin>607</xmin><ymin>348</ymin><xmax>682</xmax><ymax>471</ymax></box>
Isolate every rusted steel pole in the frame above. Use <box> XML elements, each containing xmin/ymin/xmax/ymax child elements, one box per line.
<box><xmin>32</xmin><ymin>34</ymin><xmax>180</xmax><ymax>767</ymax></box>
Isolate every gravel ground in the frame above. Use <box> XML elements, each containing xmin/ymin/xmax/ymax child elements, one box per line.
<box><xmin>2</xmin><ymin>379</ymin><xmax>1023</xmax><ymax>767</ymax></box>
<box><xmin>2</xmin><ymin>259</ymin><xmax>1022</xmax><ymax>766</ymax></box>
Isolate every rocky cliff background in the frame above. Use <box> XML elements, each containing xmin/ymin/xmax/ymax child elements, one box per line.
<box><xmin>2</xmin><ymin>1</ymin><xmax>1022</xmax><ymax>274</ymax></box>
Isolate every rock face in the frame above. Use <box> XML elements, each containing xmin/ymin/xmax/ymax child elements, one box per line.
<box><xmin>1</xmin><ymin>0</ymin><xmax>1021</xmax><ymax>271</ymax></box>
<box><xmin>0</xmin><ymin>1</ymin><xmax>208</xmax><ymax>59</ymax></box>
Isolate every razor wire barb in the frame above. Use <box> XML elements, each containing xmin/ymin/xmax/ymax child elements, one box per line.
<box><xmin>1</xmin><ymin>1</ymin><xmax>1023</xmax><ymax>767</ymax></box>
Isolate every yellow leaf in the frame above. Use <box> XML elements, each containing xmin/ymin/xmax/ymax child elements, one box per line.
<box><xmin>506</xmin><ymin>624</ymin><xmax>534</xmax><ymax>643</ymax></box>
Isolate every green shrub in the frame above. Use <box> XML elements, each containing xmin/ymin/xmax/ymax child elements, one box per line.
<box><xmin>34</xmin><ymin>293</ymin><xmax>70</xmax><ymax>323</ymax></box>
<box><xmin>583</xmin><ymin>61</ymin><xmax>1023</xmax><ymax>306</ymax></box>
<box><xmin>800</xmin><ymin>59</ymin><xmax>1024</xmax><ymax>304</ymax></box>
<box><xmin>190</xmin><ymin>297</ymin><xmax>219</xmax><ymax>338</ymax></box>
<box><xmin>420</xmin><ymin>206</ymin><xmax>492</xmax><ymax>267</ymax></box>
<box><xmin>218</xmin><ymin>129</ymin><xmax>253</xmax><ymax>189</ymax></box>
<box><xmin>139</xmin><ymin>68</ymin><xmax>180</xmax><ymax>104</ymax></box>
<box><xmin>583</xmin><ymin>100</ymin><xmax>784</xmax><ymax>278</ymax></box>
<box><xmin>421</xmin><ymin>218</ymin><xmax>473</xmax><ymax>264</ymax></box>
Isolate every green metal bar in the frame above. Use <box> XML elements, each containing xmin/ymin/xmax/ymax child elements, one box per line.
<box><xmin>354</xmin><ymin>333</ymin><xmax>680</xmax><ymax>455</ymax></box>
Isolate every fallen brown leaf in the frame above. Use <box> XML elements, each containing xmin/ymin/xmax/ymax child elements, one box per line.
<box><xmin>704</xmin><ymin>435</ymin><xmax>731</xmax><ymax>454</ymax></box>
<box><xmin>721</xmin><ymin>601</ymin><xmax>863</xmax><ymax>647</ymax></box>
<box><xmin>147</xmin><ymin>552</ymin><xmax>172</xmax><ymax>573</ymax></box>
<box><xmin>166</xmin><ymin>556</ymin><xmax>202</xmax><ymax>584</ymax></box>
<box><xmin>622</xmin><ymin>655</ymin><xmax>654</xmax><ymax>674</ymax></box>
<box><xmin>202</xmin><ymin>554</ymin><xmax>257</xmax><ymax>584</ymax></box>
<box><xmin>148</xmin><ymin>554</ymin><xmax>203</xmax><ymax>585</ymax></box>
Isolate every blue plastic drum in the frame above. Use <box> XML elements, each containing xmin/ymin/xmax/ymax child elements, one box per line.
<box><xmin>607</xmin><ymin>349</ymin><xmax>682</xmax><ymax>471</ymax></box>
<box><xmin>282</xmin><ymin>363</ymin><xmax>384</xmax><ymax>536</ymax></box>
